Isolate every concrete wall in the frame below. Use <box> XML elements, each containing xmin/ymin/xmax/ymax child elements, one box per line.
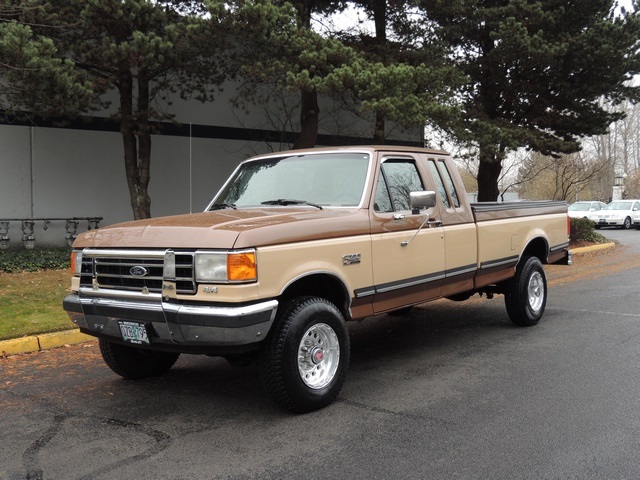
<box><xmin>0</xmin><ymin>87</ymin><xmax>422</xmax><ymax>249</ymax></box>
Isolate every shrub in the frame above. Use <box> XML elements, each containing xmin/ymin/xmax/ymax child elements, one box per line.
<box><xmin>0</xmin><ymin>248</ymin><xmax>71</xmax><ymax>273</ymax></box>
<box><xmin>570</xmin><ymin>217</ymin><xmax>609</xmax><ymax>244</ymax></box>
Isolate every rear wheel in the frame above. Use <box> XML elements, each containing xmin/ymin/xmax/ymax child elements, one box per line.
<box><xmin>259</xmin><ymin>296</ymin><xmax>350</xmax><ymax>413</ymax></box>
<box><xmin>504</xmin><ymin>256</ymin><xmax>547</xmax><ymax>327</ymax></box>
<box><xmin>99</xmin><ymin>339</ymin><xmax>180</xmax><ymax>379</ymax></box>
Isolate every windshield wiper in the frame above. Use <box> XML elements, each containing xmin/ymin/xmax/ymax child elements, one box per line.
<box><xmin>261</xmin><ymin>199</ymin><xmax>323</xmax><ymax>210</ymax></box>
<box><xmin>209</xmin><ymin>202</ymin><xmax>237</xmax><ymax>210</ymax></box>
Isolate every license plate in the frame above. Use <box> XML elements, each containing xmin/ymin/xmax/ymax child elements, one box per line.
<box><xmin>118</xmin><ymin>321</ymin><xmax>150</xmax><ymax>345</ymax></box>
<box><xmin>598</xmin><ymin>219</ymin><xmax>605</xmax><ymax>223</ymax></box>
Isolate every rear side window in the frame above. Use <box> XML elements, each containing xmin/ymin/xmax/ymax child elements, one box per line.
<box><xmin>428</xmin><ymin>159</ymin><xmax>461</xmax><ymax>209</ymax></box>
<box><xmin>374</xmin><ymin>160</ymin><xmax>424</xmax><ymax>212</ymax></box>
<box><xmin>428</xmin><ymin>161</ymin><xmax>449</xmax><ymax>208</ymax></box>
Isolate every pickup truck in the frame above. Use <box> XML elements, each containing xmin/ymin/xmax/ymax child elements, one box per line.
<box><xmin>64</xmin><ymin>146</ymin><xmax>571</xmax><ymax>412</ymax></box>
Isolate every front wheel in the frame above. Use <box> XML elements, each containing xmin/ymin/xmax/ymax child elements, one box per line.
<box><xmin>259</xmin><ymin>296</ymin><xmax>350</xmax><ymax>413</ymax></box>
<box><xmin>504</xmin><ymin>256</ymin><xmax>547</xmax><ymax>327</ymax></box>
<box><xmin>99</xmin><ymin>339</ymin><xmax>180</xmax><ymax>379</ymax></box>
<box><xmin>623</xmin><ymin>217</ymin><xmax>632</xmax><ymax>229</ymax></box>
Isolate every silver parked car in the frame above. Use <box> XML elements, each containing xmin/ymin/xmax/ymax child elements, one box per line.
<box><xmin>593</xmin><ymin>199</ymin><xmax>640</xmax><ymax>229</ymax></box>
<box><xmin>568</xmin><ymin>201</ymin><xmax>607</xmax><ymax>220</ymax></box>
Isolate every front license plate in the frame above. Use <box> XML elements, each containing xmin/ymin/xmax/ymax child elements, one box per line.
<box><xmin>118</xmin><ymin>321</ymin><xmax>150</xmax><ymax>345</ymax></box>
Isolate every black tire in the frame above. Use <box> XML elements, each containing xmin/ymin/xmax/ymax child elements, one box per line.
<box><xmin>504</xmin><ymin>256</ymin><xmax>547</xmax><ymax>327</ymax></box>
<box><xmin>623</xmin><ymin>217</ymin><xmax>632</xmax><ymax>229</ymax></box>
<box><xmin>99</xmin><ymin>339</ymin><xmax>180</xmax><ymax>379</ymax></box>
<box><xmin>594</xmin><ymin>225</ymin><xmax>601</xmax><ymax>229</ymax></box>
<box><xmin>259</xmin><ymin>296</ymin><xmax>350</xmax><ymax>413</ymax></box>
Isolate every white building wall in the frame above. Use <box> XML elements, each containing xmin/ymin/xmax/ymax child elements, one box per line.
<box><xmin>1</xmin><ymin>125</ymin><xmax>31</xmax><ymax>218</ymax></box>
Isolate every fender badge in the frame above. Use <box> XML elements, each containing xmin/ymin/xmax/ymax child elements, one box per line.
<box><xmin>342</xmin><ymin>253</ymin><xmax>361</xmax><ymax>266</ymax></box>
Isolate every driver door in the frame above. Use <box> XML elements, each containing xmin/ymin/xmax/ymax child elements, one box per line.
<box><xmin>370</xmin><ymin>156</ymin><xmax>445</xmax><ymax>313</ymax></box>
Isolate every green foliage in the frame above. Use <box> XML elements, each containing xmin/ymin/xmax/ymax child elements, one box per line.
<box><xmin>570</xmin><ymin>217</ymin><xmax>609</xmax><ymax>244</ymax></box>
<box><xmin>0</xmin><ymin>4</ymin><xmax>95</xmax><ymax>116</ymax></box>
<box><xmin>0</xmin><ymin>248</ymin><xmax>71</xmax><ymax>273</ymax></box>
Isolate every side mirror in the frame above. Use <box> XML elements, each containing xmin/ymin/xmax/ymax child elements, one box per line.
<box><xmin>409</xmin><ymin>191</ymin><xmax>437</xmax><ymax>210</ymax></box>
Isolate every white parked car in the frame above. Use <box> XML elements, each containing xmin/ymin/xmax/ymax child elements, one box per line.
<box><xmin>568</xmin><ymin>201</ymin><xmax>607</xmax><ymax>220</ymax></box>
<box><xmin>593</xmin><ymin>199</ymin><xmax>640</xmax><ymax>229</ymax></box>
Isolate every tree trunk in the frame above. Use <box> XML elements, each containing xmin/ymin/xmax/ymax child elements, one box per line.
<box><xmin>373</xmin><ymin>111</ymin><xmax>385</xmax><ymax>144</ymax></box>
<box><xmin>476</xmin><ymin>145</ymin><xmax>502</xmax><ymax>202</ymax></box>
<box><xmin>292</xmin><ymin>1</ymin><xmax>318</xmax><ymax>150</ymax></box>
<box><xmin>119</xmin><ymin>73</ymin><xmax>152</xmax><ymax>220</ymax></box>
<box><xmin>135</xmin><ymin>76</ymin><xmax>152</xmax><ymax>219</ymax></box>
<box><xmin>293</xmin><ymin>88</ymin><xmax>319</xmax><ymax>149</ymax></box>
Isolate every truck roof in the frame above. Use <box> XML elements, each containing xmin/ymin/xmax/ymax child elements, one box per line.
<box><xmin>246</xmin><ymin>145</ymin><xmax>450</xmax><ymax>160</ymax></box>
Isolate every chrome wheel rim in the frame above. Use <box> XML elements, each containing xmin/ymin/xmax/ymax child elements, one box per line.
<box><xmin>528</xmin><ymin>271</ymin><xmax>545</xmax><ymax>313</ymax></box>
<box><xmin>297</xmin><ymin>323</ymin><xmax>340</xmax><ymax>389</ymax></box>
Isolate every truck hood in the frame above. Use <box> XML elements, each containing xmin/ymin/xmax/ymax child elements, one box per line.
<box><xmin>74</xmin><ymin>208</ymin><xmax>371</xmax><ymax>249</ymax></box>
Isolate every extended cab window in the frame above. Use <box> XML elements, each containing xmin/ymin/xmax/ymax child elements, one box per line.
<box><xmin>428</xmin><ymin>159</ymin><xmax>461</xmax><ymax>209</ymax></box>
<box><xmin>374</xmin><ymin>159</ymin><xmax>424</xmax><ymax>212</ymax></box>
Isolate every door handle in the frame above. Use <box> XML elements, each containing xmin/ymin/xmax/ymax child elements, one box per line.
<box><xmin>427</xmin><ymin>218</ymin><xmax>442</xmax><ymax>227</ymax></box>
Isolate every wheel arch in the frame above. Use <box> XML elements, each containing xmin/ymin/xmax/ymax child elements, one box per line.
<box><xmin>278</xmin><ymin>272</ymin><xmax>352</xmax><ymax>320</ymax></box>
<box><xmin>521</xmin><ymin>236</ymin><xmax>550</xmax><ymax>264</ymax></box>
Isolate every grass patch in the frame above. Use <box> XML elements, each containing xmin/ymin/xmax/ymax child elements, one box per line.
<box><xmin>0</xmin><ymin>269</ymin><xmax>74</xmax><ymax>341</ymax></box>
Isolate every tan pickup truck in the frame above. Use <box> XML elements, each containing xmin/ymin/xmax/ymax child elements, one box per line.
<box><xmin>64</xmin><ymin>146</ymin><xmax>571</xmax><ymax>412</ymax></box>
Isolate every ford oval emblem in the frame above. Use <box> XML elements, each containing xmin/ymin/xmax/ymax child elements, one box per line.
<box><xmin>130</xmin><ymin>266</ymin><xmax>149</xmax><ymax>277</ymax></box>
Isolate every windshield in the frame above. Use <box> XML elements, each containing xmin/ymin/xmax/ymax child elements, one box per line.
<box><xmin>606</xmin><ymin>201</ymin><xmax>632</xmax><ymax>210</ymax></box>
<box><xmin>568</xmin><ymin>203</ymin><xmax>590</xmax><ymax>211</ymax></box>
<box><xmin>210</xmin><ymin>152</ymin><xmax>370</xmax><ymax>209</ymax></box>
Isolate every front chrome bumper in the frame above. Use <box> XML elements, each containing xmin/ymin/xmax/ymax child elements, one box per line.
<box><xmin>63</xmin><ymin>291</ymin><xmax>278</xmax><ymax>353</ymax></box>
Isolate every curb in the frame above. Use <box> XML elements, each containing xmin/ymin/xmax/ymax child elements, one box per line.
<box><xmin>0</xmin><ymin>329</ymin><xmax>93</xmax><ymax>357</ymax></box>
<box><xmin>571</xmin><ymin>242</ymin><xmax>616</xmax><ymax>255</ymax></box>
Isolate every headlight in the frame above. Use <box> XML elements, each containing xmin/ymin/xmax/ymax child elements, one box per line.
<box><xmin>195</xmin><ymin>249</ymin><xmax>257</xmax><ymax>283</ymax></box>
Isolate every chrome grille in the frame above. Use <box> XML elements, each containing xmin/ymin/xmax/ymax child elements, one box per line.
<box><xmin>79</xmin><ymin>250</ymin><xmax>196</xmax><ymax>294</ymax></box>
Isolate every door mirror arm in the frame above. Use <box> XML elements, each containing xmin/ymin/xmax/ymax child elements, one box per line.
<box><xmin>401</xmin><ymin>191</ymin><xmax>440</xmax><ymax>247</ymax></box>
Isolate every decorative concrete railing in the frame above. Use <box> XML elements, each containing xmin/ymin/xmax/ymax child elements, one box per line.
<box><xmin>0</xmin><ymin>217</ymin><xmax>102</xmax><ymax>249</ymax></box>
